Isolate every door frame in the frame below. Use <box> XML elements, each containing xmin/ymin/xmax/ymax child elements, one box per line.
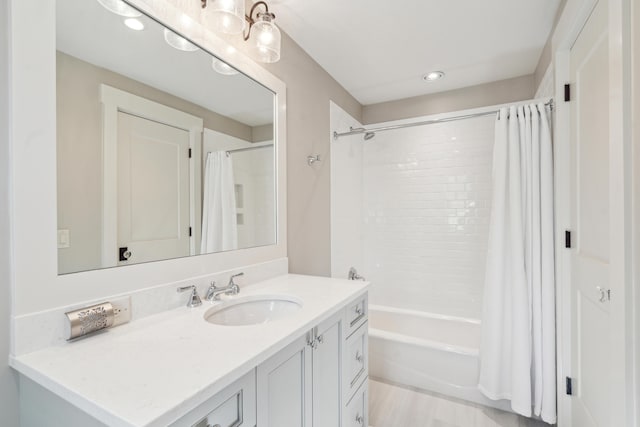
<box><xmin>552</xmin><ymin>0</ymin><xmax>635</xmax><ymax>425</ymax></box>
<box><xmin>99</xmin><ymin>84</ymin><xmax>203</xmax><ymax>267</ymax></box>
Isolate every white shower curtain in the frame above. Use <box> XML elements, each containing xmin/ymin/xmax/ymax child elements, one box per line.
<box><xmin>201</xmin><ymin>151</ymin><xmax>238</xmax><ymax>253</ymax></box>
<box><xmin>478</xmin><ymin>103</ymin><xmax>556</xmax><ymax>423</ymax></box>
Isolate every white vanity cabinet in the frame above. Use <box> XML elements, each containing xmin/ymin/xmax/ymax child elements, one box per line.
<box><xmin>311</xmin><ymin>312</ymin><xmax>343</xmax><ymax>427</ymax></box>
<box><xmin>256</xmin><ymin>311</ymin><xmax>343</xmax><ymax>427</ymax></box>
<box><xmin>342</xmin><ymin>293</ymin><xmax>369</xmax><ymax>427</ymax></box>
<box><xmin>14</xmin><ymin>284</ymin><xmax>369</xmax><ymax>427</ymax></box>
<box><xmin>256</xmin><ymin>332</ymin><xmax>312</xmax><ymax>426</ymax></box>
<box><xmin>171</xmin><ymin>370</ymin><xmax>256</xmax><ymax>427</ymax></box>
<box><xmin>256</xmin><ymin>294</ymin><xmax>369</xmax><ymax>427</ymax></box>
<box><xmin>19</xmin><ymin>369</ymin><xmax>257</xmax><ymax>427</ymax></box>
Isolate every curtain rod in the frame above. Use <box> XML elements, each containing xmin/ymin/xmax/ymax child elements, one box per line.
<box><xmin>333</xmin><ymin>99</ymin><xmax>554</xmax><ymax>140</ymax></box>
<box><xmin>221</xmin><ymin>144</ymin><xmax>274</xmax><ymax>155</ymax></box>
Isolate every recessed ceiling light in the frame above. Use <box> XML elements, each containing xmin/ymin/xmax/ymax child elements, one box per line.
<box><xmin>423</xmin><ymin>71</ymin><xmax>445</xmax><ymax>82</ymax></box>
<box><xmin>124</xmin><ymin>18</ymin><xmax>145</xmax><ymax>31</ymax></box>
<box><xmin>96</xmin><ymin>0</ymin><xmax>142</xmax><ymax>18</ymax></box>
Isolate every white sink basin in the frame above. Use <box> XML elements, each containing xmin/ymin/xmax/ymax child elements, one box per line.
<box><xmin>204</xmin><ymin>295</ymin><xmax>303</xmax><ymax>326</ymax></box>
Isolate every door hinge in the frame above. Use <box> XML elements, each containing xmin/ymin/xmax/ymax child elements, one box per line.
<box><xmin>189</xmin><ymin>227</ymin><xmax>192</xmax><ymax>237</ymax></box>
<box><xmin>188</xmin><ymin>148</ymin><xmax>192</xmax><ymax>158</ymax></box>
<box><xmin>564</xmin><ymin>84</ymin><xmax>571</xmax><ymax>102</ymax></box>
<box><xmin>565</xmin><ymin>230</ymin><xmax>571</xmax><ymax>248</ymax></box>
<box><xmin>566</xmin><ymin>377</ymin><xmax>573</xmax><ymax>395</ymax></box>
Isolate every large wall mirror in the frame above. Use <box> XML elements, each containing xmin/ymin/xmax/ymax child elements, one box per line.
<box><xmin>56</xmin><ymin>0</ymin><xmax>277</xmax><ymax>274</ymax></box>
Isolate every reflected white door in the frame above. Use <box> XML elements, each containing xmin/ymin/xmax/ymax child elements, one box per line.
<box><xmin>569</xmin><ymin>0</ymin><xmax>610</xmax><ymax>425</ymax></box>
<box><xmin>117</xmin><ymin>111</ymin><xmax>191</xmax><ymax>265</ymax></box>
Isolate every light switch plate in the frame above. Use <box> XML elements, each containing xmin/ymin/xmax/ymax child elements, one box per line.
<box><xmin>57</xmin><ymin>229</ymin><xmax>70</xmax><ymax>249</ymax></box>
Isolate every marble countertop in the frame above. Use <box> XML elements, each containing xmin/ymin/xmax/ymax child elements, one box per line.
<box><xmin>11</xmin><ymin>274</ymin><xmax>369</xmax><ymax>427</ymax></box>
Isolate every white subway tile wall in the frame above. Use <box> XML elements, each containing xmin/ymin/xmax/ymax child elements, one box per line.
<box><xmin>363</xmin><ymin>115</ymin><xmax>495</xmax><ymax>319</ymax></box>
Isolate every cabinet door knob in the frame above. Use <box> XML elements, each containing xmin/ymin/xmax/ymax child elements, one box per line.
<box><xmin>355</xmin><ymin>351</ymin><xmax>363</xmax><ymax>363</ymax></box>
<box><xmin>355</xmin><ymin>414</ymin><xmax>364</xmax><ymax>425</ymax></box>
<box><xmin>317</xmin><ymin>334</ymin><xmax>324</xmax><ymax>344</ymax></box>
<box><xmin>355</xmin><ymin>306</ymin><xmax>363</xmax><ymax>316</ymax></box>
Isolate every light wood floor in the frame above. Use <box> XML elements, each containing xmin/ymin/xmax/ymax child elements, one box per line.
<box><xmin>369</xmin><ymin>379</ymin><xmax>552</xmax><ymax>427</ymax></box>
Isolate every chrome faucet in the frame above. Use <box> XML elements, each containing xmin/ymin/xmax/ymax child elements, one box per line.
<box><xmin>205</xmin><ymin>272</ymin><xmax>244</xmax><ymax>301</ymax></box>
<box><xmin>348</xmin><ymin>267</ymin><xmax>366</xmax><ymax>281</ymax></box>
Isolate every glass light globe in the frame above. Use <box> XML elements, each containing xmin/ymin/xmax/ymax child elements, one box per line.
<box><xmin>163</xmin><ymin>28</ymin><xmax>199</xmax><ymax>52</ymax></box>
<box><xmin>249</xmin><ymin>13</ymin><xmax>281</xmax><ymax>63</ymax></box>
<box><xmin>204</xmin><ymin>0</ymin><xmax>245</xmax><ymax>35</ymax></box>
<box><xmin>212</xmin><ymin>58</ymin><xmax>239</xmax><ymax>75</ymax></box>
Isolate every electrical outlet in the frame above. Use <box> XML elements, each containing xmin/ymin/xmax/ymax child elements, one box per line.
<box><xmin>111</xmin><ymin>296</ymin><xmax>132</xmax><ymax>327</ymax></box>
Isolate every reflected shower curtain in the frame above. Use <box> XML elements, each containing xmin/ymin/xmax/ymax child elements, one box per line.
<box><xmin>478</xmin><ymin>103</ymin><xmax>556</xmax><ymax>423</ymax></box>
<box><xmin>201</xmin><ymin>151</ymin><xmax>238</xmax><ymax>253</ymax></box>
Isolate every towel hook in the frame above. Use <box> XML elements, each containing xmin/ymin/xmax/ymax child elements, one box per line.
<box><xmin>307</xmin><ymin>155</ymin><xmax>321</xmax><ymax>166</ymax></box>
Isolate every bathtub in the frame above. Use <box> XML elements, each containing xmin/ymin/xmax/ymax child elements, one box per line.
<box><xmin>368</xmin><ymin>305</ymin><xmax>512</xmax><ymax>412</ymax></box>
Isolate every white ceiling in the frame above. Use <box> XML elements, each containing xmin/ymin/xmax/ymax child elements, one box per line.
<box><xmin>272</xmin><ymin>0</ymin><xmax>563</xmax><ymax>105</ymax></box>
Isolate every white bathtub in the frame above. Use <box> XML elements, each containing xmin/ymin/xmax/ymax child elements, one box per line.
<box><xmin>368</xmin><ymin>305</ymin><xmax>511</xmax><ymax>412</ymax></box>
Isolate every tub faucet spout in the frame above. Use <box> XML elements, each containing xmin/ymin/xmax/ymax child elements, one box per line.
<box><xmin>348</xmin><ymin>267</ymin><xmax>366</xmax><ymax>281</ymax></box>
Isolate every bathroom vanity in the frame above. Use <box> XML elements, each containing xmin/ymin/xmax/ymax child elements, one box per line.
<box><xmin>12</xmin><ymin>275</ymin><xmax>369</xmax><ymax>427</ymax></box>
<box><xmin>7</xmin><ymin>0</ymin><xmax>369</xmax><ymax>425</ymax></box>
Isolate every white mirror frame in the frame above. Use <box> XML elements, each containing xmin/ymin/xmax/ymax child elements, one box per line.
<box><xmin>8</xmin><ymin>0</ymin><xmax>287</xmax><ymax>316</ymax></box>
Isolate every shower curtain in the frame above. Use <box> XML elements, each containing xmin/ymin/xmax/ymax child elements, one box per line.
<box><xmin>478</xmin><ymin>103</ymin><xmax>556</xmax><ymax>423</ymax></box>
<box><xmin>201</xmin><ymin>151</ymin><xmax>238</xmax><ymax>253</ymax></box>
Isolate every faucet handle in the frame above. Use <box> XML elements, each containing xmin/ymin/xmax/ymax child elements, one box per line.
<box><xmin>230</xmin><ymin>272</ymin><xmax>244</xmax><ymax>281</ymax></box>
<box><xmin>228</xmin><ymin>272</ymin><xmax>244</xmax><ymax>294</ymax></box>
<box><xmin>177</xmin><ymin>285</ymin><xmax>202</xmax><ymax>308</ymax></box>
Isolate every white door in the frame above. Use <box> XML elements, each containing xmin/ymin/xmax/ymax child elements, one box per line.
<box><xmin>312</xmin><ymin>312</ymin><xmax>342</xmax><ymax>427</ymax></box>
<box><xmin>117</xmin><ymin>111</ymin><xmax>191</xmax><ymax>265</ymax></box>
<box><xmin>569</xmin><ymin>0</ymin><xmax>611</xmax><ymax>425</ymax></box>
<box><xmin>257</xmin><ymin>334</ymin><xmax>313</xmax><ymax>427</ymax></box>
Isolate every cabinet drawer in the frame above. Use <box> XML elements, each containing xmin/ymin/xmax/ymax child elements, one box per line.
<box><xmin>170</xmin><ymin>370</ymin><xmax>256</xmax><ymax>427</ymax></box>
<box><xmin>343</xmin><ymin>321</ymin><xmax>368</xmax><ymax>400</ymax></box>
<box><xmin>192</xmin><ymin>391</ymin><xmax>243</xmax><ymax>427</ymax></box>
<box><xmin>345</xmin><ymin>293</ymin><xmax>368</xmax><ymax>337</ymax></box>
<box><xmin>344</xmin><ymin>379</ymin><xmax>368</xmax><ymax>427</ymax></box>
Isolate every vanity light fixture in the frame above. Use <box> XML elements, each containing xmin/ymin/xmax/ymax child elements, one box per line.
<box><xmin>212</xmin><ymin>58</ymin><xmax>239</xmax><ymax>75</ymax></box>
<box><xmin>96</xmin><ymin>0</ymin><xmax>142</xmax><ymax>18</ymax></box>
<box><xmin>201</xmin><ymin>0</ymin><xmax>246</xmax><ymax>35</ymax></box>
<box><xmin>163</xmin><ymin>28</ymin><xmax>200</xmax><ymax>52</ymax></box>
<box><xmin>423</xmin><ymin>71</ymin><xmax>445</xmax><ymax>82</ymax></box>
<box><xmin>124</xmin><ymin>18</ymin><xmax>145</xmax><ymax>31</ymax></box>
<box><xmin>244</xmin><ymin>1</ymin><xmax>281</xmax><ymax>63</ymax></box>
<box><xmin>201</xmin><ymin>0</ymin><xmax>281</xmax><ymax>64</ymax></box>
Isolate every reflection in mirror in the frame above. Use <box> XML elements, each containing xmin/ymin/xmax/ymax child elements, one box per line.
<box><xmin>56</xmin><ymin>0</ymin><xmax>276</xmax><ymax>274</ymax></box>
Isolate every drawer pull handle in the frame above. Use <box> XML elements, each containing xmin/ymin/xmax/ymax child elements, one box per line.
<box><xmin>355</xmin><ymin>414</ymin><xmax>364</xmax><ymax>425</ymax></box>
<box><xmin>350</xmin><ymin>305</ymin><xmax>366</xmax><ymax>327</ymax></box>
<box><xmin>355</xmin><ymin>351</ymin><xmax>363</xmax><ymax>363</ymax></box>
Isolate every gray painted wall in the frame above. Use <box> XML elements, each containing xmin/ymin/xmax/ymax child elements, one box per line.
<box><xmin>1</xmin><ymin>0</ymin><xmax>20</xmax><ymax>425</ymax></box>
<box><xmin>260</xmin><ymin>32</ymin><xmax>363</xmax><ymax>276</ymax></box>
<box><xmin>362</xmin><ymin>75</ymin><xmax>535</xmax><ymax>124</ymax></box>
